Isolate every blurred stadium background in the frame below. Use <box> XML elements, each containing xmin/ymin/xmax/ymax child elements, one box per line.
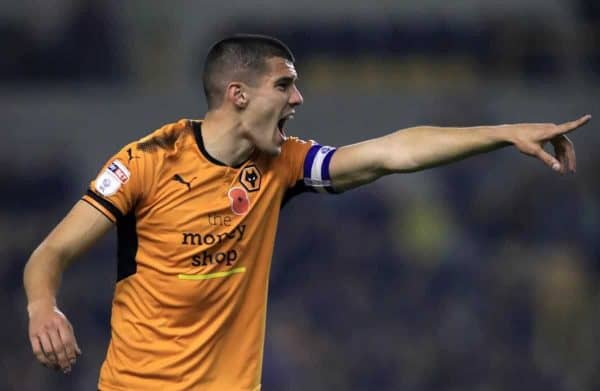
<box><xmin>2</xmin><ymin>0</ymin><xmax>599</xmax><ymax>390</ymax></box>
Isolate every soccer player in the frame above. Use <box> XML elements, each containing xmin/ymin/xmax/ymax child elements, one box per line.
<box><xmin>24</xmin><ymin>34</ymin><xmax>590</xmax><ymax>390</ymax></box>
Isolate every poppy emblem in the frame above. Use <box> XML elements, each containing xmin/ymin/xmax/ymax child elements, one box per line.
<box><xmin>228</xmin><ymin>187</ymin><xmax>250</xmax><ymax>215</ymax></box>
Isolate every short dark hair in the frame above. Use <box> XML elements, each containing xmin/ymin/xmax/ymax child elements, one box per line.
<box><xmin>202</xmin><ymin>34</ymin><xmax>295</xmax><ymax>110</ymax></box>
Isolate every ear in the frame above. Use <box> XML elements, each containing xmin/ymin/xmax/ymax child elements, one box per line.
<box><xmin>225</xmin><ymin>82</ymin><xmax>248</xmax><ymax>109</ymax></box>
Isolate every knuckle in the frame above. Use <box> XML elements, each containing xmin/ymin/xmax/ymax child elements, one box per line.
<box><xmin>52</xmin><ymin>317</ymin><xmax>65</xmax><ymax>327</ymax></box>
<box><xmin>519</xmin><ymin>143</ymin><xmax>535</xmax><ymax>153</ymax></box>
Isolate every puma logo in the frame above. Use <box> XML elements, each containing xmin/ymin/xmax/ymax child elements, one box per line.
<box><xmin>172</xmin><ymin>174</ymin><xmax>196</xmax><ymax>191</ymax></box>
<box><xmin>127</xmin><ymin>148</ymin><xmax>140</xmax><ymax>162</ymax></box>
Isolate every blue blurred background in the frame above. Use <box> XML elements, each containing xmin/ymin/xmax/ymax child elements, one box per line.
<box><xmin>2</xmin><ymin>1</ymin><xmax>599</xmax><ymax>390</ymax></box>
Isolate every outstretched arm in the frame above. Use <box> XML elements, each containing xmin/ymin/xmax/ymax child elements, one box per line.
<box><xmin>24</xmin><ymin>201</ymin><xmax>113</xmax><ymax>373</ymax></box>
<box><xmin>329</xmin><ymin>114</ymin><xmax>591</xmax><ymax>191</ymax></box>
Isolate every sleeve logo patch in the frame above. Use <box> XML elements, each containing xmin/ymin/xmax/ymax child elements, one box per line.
<box><xmin>108</xmin><ymin>159</ymin><xmax>130</xmax><ymax>183</ymax></box>
<box><xmin>95</xmin><ymin>159</ymin><xmax>129</xmax><ymax>197</ymax></box>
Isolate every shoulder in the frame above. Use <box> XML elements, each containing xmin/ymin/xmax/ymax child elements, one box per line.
<box><xmin>282</xmin><ymin>136</ymin><xmax>313</xmax><ymax>149</ymax></box>
<box><xmin>278</xmin><ymin>136</ymin><xmax>315</xmax><ymax>160</ymax></box>
<box><xmin>280</xmin><ymin>136</ymin><xmax>337</xmax><ymax>164</ymax></box>
<box><xmin>105</xmin><ymin>119</ymin><xmax>196</xmax><ymax>176</ymax></box>
<box><xmin>135</xmin><ymin>119</ymin><xmax>193</xmax><ymax>155</ymax></box>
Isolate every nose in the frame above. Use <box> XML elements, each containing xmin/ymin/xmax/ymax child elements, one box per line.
<box><xmin>289</xmin><ymin>85</ymin><xmax>304</xmax><ymax>107</ymax></box>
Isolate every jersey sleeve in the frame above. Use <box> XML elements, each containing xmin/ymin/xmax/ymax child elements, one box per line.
<box><xmin>82</xmin><ymin>143</ymin><xmax>152</xmax><ymax>223</ymax></box>
<box><xmin>280</xmin><ymin>137</ymin><xmax>338</xmax><ymax>204</ymax></box>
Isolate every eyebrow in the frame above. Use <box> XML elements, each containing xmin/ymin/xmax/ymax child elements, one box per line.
<box><xmin>274</xmin><ymin>76</ymin><xmax>296</xmax><ymax>85</ymax></box>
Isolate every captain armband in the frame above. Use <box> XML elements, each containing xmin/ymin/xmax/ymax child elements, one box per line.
<box><xmin>303</xmin><ymin>144</ymin><xmax>337</xmax><ymax>193</ymax></box>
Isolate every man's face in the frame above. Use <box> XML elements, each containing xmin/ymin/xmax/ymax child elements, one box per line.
<box><xmin>241</xmin><ymin>57</ymin><xmax>303</xmax><ymax>155</ymax></box>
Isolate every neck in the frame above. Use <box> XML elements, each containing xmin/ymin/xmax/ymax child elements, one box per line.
<box><xmin>201</xmin><ymin>110</ymin><xmax>254</xmax><ymax>167</ymax></box>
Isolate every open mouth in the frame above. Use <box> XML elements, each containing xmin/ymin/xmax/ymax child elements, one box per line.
<box><xmin>277</xmin><ymin>113</ymin><xmax>294</xmax><ymax>137</ymax></box>
<box><xmin>277</xmin><ymin>118</ymin><xmax>287</xmax><ymax>136</ymax></box>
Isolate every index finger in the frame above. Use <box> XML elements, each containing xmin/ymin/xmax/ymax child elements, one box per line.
<box><xmin>557</xmin><ymin>114</ymin><xmax>592</xmax><ymax>134</ymax></box>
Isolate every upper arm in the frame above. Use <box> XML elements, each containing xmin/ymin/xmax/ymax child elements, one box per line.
<box><xmin>329</xmin><ymin>137</ymin><xmax>388</xmax><ymax>192</ymax></box>
<box><xmin>280</xmin><ymin>138</ymin><xmax>338</xmax><ymax>204</ymax></box>
<box><xmin>41</xmin><ymin>136</ymin><xmax>152</xmax><ymax>260</ymax></box>
<box><xmin>36</xmin><ymin>200</ymin><xmax>113</xmax><ymax>265</ymax></box>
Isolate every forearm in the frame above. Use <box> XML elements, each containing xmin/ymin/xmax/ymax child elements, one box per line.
<box><xmin>23</xmin><ymin>201</ymin><xmax>113</xmax><ymax>309</ymax></box>
<box><xmin>24</xmin><ymin>201</ymin><xmax>110</xmax><ymax>372</ymax></box>
<box><xmin>330</xmin><ymin>115</ymin><xmax>588</xmax><ymax>191</ymax></box>
<box><xmin>24</xmin><ymin>244</ymin><xmax>68</xmax><ymax>308</ymax></box>
<box><xmin>25</xmin><ymin>240</ymin><xmax>86</xmax><ymax>374</ymax></box>
<box><xmin>380</xmin><ymin>125</ymin><xmax>511</xmax><ymax>173</ymax></box>
<box><xmin>330</xmin><ymin>124</ymin><xmax>511</xmax><ymax>191</ymax></box>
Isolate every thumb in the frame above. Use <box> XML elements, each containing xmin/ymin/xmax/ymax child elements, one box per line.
<box><xmin>534</xmin><ymin>147</ymin><xmax>561</xmax><ymax>172</ymax></box>
<box><xmin>73</xmin><ymin>337</ymin><xmax>82</xmax><ymax>355</ymax></box>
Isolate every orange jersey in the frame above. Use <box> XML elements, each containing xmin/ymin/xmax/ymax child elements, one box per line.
<box><xmin>82</xmin><ymin>119</ymin><xmax>336</xmax><ymax>391</ymax></box>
